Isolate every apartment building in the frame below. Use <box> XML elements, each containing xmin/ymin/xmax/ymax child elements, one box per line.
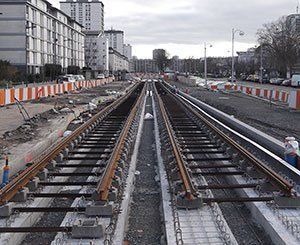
<box><xmin>104</xmin><ymin>29</ymin><xmax>124</xmax><ymax>55</ymax></box>
<box><xmin>85</xmin><ymin>30</ymin><xmax>108</xmax><ymax>71</ymax></box>
<box><xmin>0</xmin><ymin>0</ymin><xmax>85</xmax><ymax>74</ymax></box>
<box><xmin>109</xmin><ymin>47</ymin><xmax>129</xmax><ymax>72</ymax></box>
<box><xmin>60</xmin><ymin>0</ymin><xmax>104</xmax><ymax>32</ymax></box>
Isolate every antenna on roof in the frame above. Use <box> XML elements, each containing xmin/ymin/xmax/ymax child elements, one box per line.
<box><xmin>297</xmin><ymin>0</ymin><xmax>299</xmax><ymax>14</ymax></box>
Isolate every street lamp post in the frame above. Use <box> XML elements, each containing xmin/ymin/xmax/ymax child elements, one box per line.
<box><xmin>231</xmin><ymin>28</ymin><xmax>245</xmax><ymax>84</ymax></box>
<box><xmin>260</xmin><ymin>44</ymin><xmax>263</xmax><ymax>84</ymax></box>
<box><xmin>204</xmin><ymin>42</ymin><xmax>212</xmax><ymax>87</ymax></box>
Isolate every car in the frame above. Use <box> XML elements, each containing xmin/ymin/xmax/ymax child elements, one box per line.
<box><xmin>57</xmin><ymin>76</ymin><xmax>76</xmax><ymax>83</ymax></box>
<box><xmin>282</xmin><ymin>79</ymin><xmax>291</xmax><ymax>86</ymax></box>
<box><xmin>96</xmin><ymin>74</ymin><xmax>105</xmax><ymax>79</ymax></box>
<box><xmin>291</xmin><ymin>74</ymin><xmax>300</xmax><ymax>87</ymax></box>
<box><xmin>269</xmin><ymin>78</ymin><xmax>284</xmax><ymax>85</ymax></box>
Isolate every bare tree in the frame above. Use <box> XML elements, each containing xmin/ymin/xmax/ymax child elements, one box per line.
<box><xmin>154</xmin><ymin>52</ymin><xmax>170</xmax><ymax>72</ymax></box>
<box><xmin>257</xmin><ymin>16</ymin><xmax>300</xmax><ymax>77</ymax></box>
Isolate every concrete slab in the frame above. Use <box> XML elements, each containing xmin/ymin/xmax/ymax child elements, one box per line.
<box><xmin>71</xmin><ymin>219</ymin><xmax>104</xmax><ymax>239</ymax></box>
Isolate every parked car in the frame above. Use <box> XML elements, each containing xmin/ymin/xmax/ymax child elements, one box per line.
<box><xmin>57</xmin><ymin>76</ymin><xmax>76</xmax><ymax>83</ymax></box>
<box><xmin>282</xmin><ymin>79</ymin><xmax>291</xmax><ymax>86</ymax></box>
<box><xmin>269</xmin><ymin>78</ymin><xmax>284</xmax><ymax>85</ymax></box>
<box><xmin>291</xmin><ymin>74</ymin><xmax>300</xmax><ymax>87</ymax></box>
<box><xmin>96</xmin><ymin>73</ymin><xmax>105</xmax><ymax>79</ymax></box>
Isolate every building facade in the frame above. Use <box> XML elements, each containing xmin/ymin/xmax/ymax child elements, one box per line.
<box><xmin>85</xmin><ymin>31</ymin><xmax>108</xmax><ymax>71</ymax></box>
<box><xmin>104</xmin><ymin>29</ymin><xmax>124</xmax><ymax>55</ymax></box>
<box><xmin>133</xmin><ymin>59</ymin><xmax>159</xmax><ymax>73</ymax></box>
<box><xmin>60</xmin><ymin>0</ymin><xmax>104</xmax><ymax>32</ymax></box>
<box><xmin>109</xmin><ymin>47</ymin><xmax>129</xmax><ymax>72</ymax></box>
<box><xmin>123</xmin><ymin>44</ymin><xmax>132</xmax><ymax>59</ymax></box>
<box><xmin>0</xmin><ymin>0</ymin><xmax>85</xmax><ymax>74</ymax></box>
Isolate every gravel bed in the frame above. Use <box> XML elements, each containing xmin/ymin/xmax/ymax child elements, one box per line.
<box><xmin>169</xmin><ymin>81</ymin><xmax>300</xmax><ymax>142</ymax></box>
<box><xmin>125</xmin><ymin>96</ymin><xmax>164</xmax><ymax>245</ymax></box>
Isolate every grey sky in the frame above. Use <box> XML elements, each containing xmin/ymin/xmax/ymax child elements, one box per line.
<box><xmin>51</xmin><ymin>0</ymin><xmax>298</xmax><ymax>58</ymax></box>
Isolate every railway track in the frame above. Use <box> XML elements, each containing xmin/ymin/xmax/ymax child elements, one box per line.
<box><xmin>153</xmin><ymin>81</ymin><xmax>300</xmax><ymax>244</ymax></box>
<box><xmin>0</xmin><ymin>79</ymin><xmax>300</xmax><ymax>244</ymax></box>
<box><xmin>0</xmin><ymin>82</ymin><xmax>146</xmax><ymax>244</ymax></box>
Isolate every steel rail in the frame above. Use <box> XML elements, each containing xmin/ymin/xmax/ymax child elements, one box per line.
<box><xmin>96</xmin><ymin>83</ymin><xmax>146</xmax><ymax>201</ymax></box>
<box><xmin>164</xmin><ymin>83</ymin><xmax>294</xmax><ymax>196</ymax></box>
<box><xmin>156</xmin><ymin>89</ymin><xmax>197</xmax><ymax>199</ymax></box>
<box><xmin>0</xmin><ymin>83</ymin><xmax>141</xmax><ymax>205</ymax></box>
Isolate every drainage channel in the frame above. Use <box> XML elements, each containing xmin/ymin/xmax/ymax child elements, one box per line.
<box><xmin>124</xmin><ymin>85</ymin><xmax>164</xmax><ymax>244</ymax></box>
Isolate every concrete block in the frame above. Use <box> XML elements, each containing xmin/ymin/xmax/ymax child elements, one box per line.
<box><xmin>274</xmin><ymin>196</ymin><xmax>300</xmax><ymax>208</ymax></box>
<box><xmin>0</xmin><ymin>203</ymin><xmax>13</xmax><ymax>217</ymax></box>
<box><xmin>11</xmin><ymin>187</ymin><xmax>29</xmax><ymax>202</ymax></box>
<box><xmin>27</xmin><ymin>177</ymin><xmax>40</xmax><ymax>191</ymax></box>
<box><xmin>47</xmin><ymin>160</ymin><xmax>57</xmax><ymax>171</ymax></box>
<box><xmin>108</xmin><ymin>187</ymin><xmax>118</xmax><ymax>202</ymax></box>
<box><xmin>176</xmin><ymin>193</ymin><xmax>203</xmax><ymax>209</ymax></box>
<box><xmin>85</xmin><ymin>203</ymin><xmax>113</xmax><ymax>217</ymax></box>
<box><xmin>37</xmin><ymin>168</ymin><xmax>48</xmax><ymax>181</ymax></box>
<box><xmin>55</xmin><ymin>153</ymin><xmax>64</xmax><ymax>163</ymax></box>
<box><xmin>72</xmin><ymin>219</ymin><xmax>104</xmax><ymax>239</ymax></box>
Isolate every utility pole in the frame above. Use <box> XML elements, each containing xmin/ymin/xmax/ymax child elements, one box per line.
<box><xmin>260</xmin><ymin>45</ymin><xmax>263</xmax><ymax>84</ymax></box>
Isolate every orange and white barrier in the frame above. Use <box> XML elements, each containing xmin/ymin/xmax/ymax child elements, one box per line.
<box><xmin>209</xmin><ymin>84</ymin><xmax>290</xmax><ymax>104</ymax></box>
<box><xmin>0</xmin><ymin>78</ymin><xmax>112</xmax><ymax>106</ymax></box>
<box><xmin>289</xmin><ymin>90</ymin><xmax>300</xmax><ymax>109</ymax></box>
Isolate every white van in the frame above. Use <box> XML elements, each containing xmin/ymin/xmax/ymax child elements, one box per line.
<box><xmin>291</xmin><ymin>74</ymin><xmax>300</xmax><ymax>87</ymax></box>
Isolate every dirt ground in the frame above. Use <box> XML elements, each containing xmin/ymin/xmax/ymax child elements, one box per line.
<box><xmin>168</xmin><ymin>80</ymin><xmax>300</xmax><ymax>143</ymax></box>
<box><xmin>0</xmin><ymin>81</ymin><xmax>132</xmax><ymax>158</ymax></box>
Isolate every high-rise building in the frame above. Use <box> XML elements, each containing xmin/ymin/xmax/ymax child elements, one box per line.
<box><xmin>153</xmin><ymin>49</ymin><xmax>166</xmax><ymax>60</ymax></box>
<box><xmin>0</xmin><ymin>0</ymin><xmax>85</xmax><ymax>74</ymax></box>
<box><xmin>85</xmin><ymin>31</ymin><xmax>108</xmax><ymax>71</ymax></box>
<box><xmin>104</xmin><ymin>29</ymin><xmax>124</xmax><ymax>54</ymax></box>
<box><xmin>123</xmin><ymin>44</ymin><xmax>132</xmax><ymax>59</ymax></box>
<box><xmin>60</xmin><ymin>0</ymin><xmax>104</xmax><ymax>32</ymax></box>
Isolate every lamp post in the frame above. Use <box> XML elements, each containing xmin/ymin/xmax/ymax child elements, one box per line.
<box><xmin>231</xmin><ymin>28</ymin><xmax>245</xmax><ymax>84</ymax></box>
<box><xmin>204</xmin><ymin>42</ymin><xmax>212</xmax><ymax>87</ymax></box>
<box><xmin>259</xmin><ymin>44</ymin><xmax>263</xmax><ymax>84</ymax></box>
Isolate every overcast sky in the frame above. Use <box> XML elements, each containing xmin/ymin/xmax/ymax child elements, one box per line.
<box><xmin>51</xmin><ymin>0</ymin><xmax>298</xmax><ymax>58</ymax></box>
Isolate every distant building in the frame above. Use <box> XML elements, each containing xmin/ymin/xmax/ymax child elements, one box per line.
<box><xmin>237</xmin><ymin>48</ymin><xmax>257</xmax><ymax>64</ymax></box>
<box><xmin>169</xmin><ymin>58</ymin><xmax>201</xmax><ymax>73</ymax></box>
<box><xmin>109</xmin><ymin>47</ymin><xmax>129</xmax><ymax>72</ymax></box>
<box><xmin>153</xmin><ymin>49</ymin><xmax>166</xmax><ymax>60</ymax></box>
<box><xmin>104</xmin><ymin>29</ymin><xmax>124</xmax><ymax>55</ymax></box>
<box><xmin>133</xmin><ymin>59</ymin><xmax>159</xmax><ymax>73</ymax></box>
<box><xmin>60</xmin><ymin>0</ymin><xmax>104</xmax><ymax>32</ymax></box>
<box><xmin>123</xmin><ymin>44</ymin><xmax>132</xmax><ymax>59</ymax></box>
<box><xmin>0</xmin><ymin>0</ymin><xmax>85</xmax><ymax>74</ymax></box>
<box><xmin>84</xmin><ymin>31</ymin><xmax>108</xmax><ymax>71</ymax></box>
